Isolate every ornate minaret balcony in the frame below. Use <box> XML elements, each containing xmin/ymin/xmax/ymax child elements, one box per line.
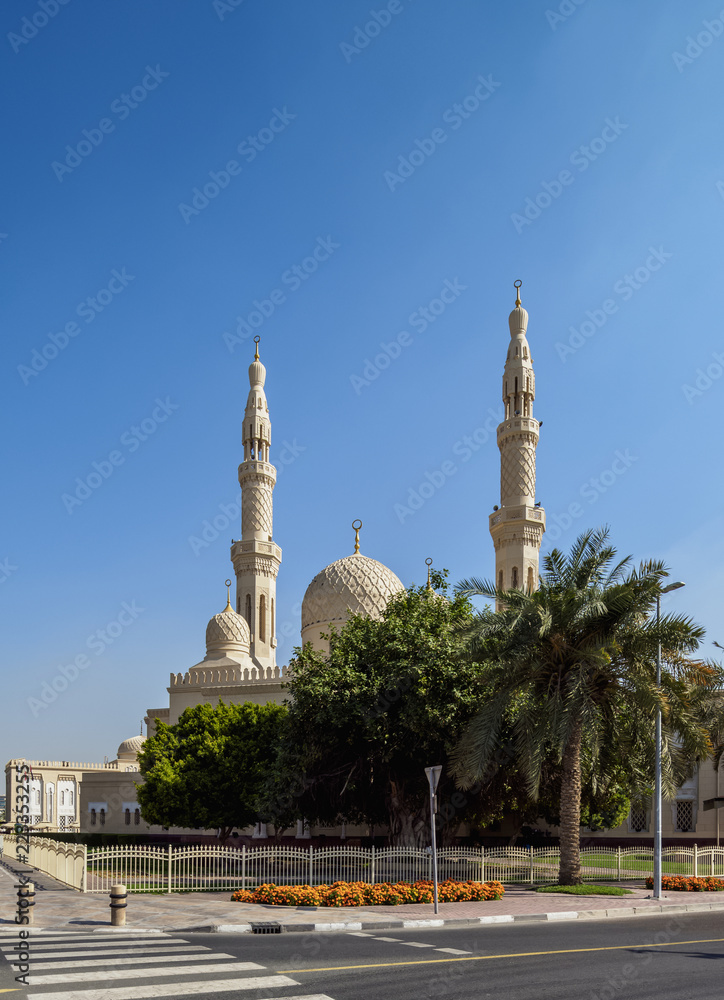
<box><xmin>233</xmin><ymin>337</ymin><xmax>282</xmax><ymax>669</ymax></box>
<box><xmin>489</xmin><ymin>282</ymin><xmax>545</xmax><ymax>592</ymax></box>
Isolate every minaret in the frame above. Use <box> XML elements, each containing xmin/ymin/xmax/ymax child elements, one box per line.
<box><xmin>489</xmin><ymin>281</ymin><xmax>545</xmax><ymax>592</ymax></box>
<box><xmin>231</xmin><ymin>337</ymin><xmax>282</xmax><ymax>669</ymax></box>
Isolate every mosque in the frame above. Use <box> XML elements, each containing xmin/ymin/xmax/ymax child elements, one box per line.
<box><xmin>5</xmin><ymin>287</ymin><xmax>716</xmax><ymax>843</ymax></box>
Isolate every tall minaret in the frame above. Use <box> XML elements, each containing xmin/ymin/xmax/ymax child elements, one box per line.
<box><xmin>489</xmin><ymin>281</ymin><xmax>545</xmax><ymax>592</ymax></box>
<box><xmin>231</xmin><ymin>337</ymin><xmax>282</xmax><ymax>669</ymax></box>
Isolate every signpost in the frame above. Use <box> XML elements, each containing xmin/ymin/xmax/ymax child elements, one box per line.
<box><xmin>425</xmin><ymin>765</ymin><xmax>442</xmax><ymax>914</ymax></box>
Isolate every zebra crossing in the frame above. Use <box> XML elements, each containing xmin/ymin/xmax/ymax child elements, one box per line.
<box><xmin>0</xmin><ymin>930</ymin><xmax>335</xmax><ymax>999</ymax></box>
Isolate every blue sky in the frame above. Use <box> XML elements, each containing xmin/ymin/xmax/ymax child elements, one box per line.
<box><xmin>2</xmin><ymin>0</ymin><xmax>722</xmax><ymax>767</ymax></box>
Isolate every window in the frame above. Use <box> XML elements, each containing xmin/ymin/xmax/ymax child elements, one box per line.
<box><xmin>259</xmin><ymin>595</ymin><xmax>266</xmax><ymax>642</ymax></box>
<box><xmin>134</xmin><ymin>809</ymin><xmax>140</xmax><ymax>826</ymax></box>
<box><xmin>511</xmin><ymin>567</ymin><xmax>518</xmax><ymax>589</ymax></box>
<box><xmin>676</xmin><ymin>800</ymin><xmax>694</xmax><ymax>832</ymax></box>
<box><xmin>99</xmin><ymin>809</ymin><xmax>106</xmax><ymax>827</ymax></box>
<box><xmin>245</xmin><ymin>594</ymin><xmax>252</xmax><ymax>629</ymax></box>
<box><xmin>630</xmin><ymin>803</ymin><xmax>647</xmax><ymax>832</ymax></box>
<box><xmin>60</xmin><ymin>791</ymin><xmax>65</xmax><ymax>806</ymax></box>
<box><xmin>271</xmin><ymin>598</ymin><xmax>275</xmax><ymax>638</ymax></box>
<box><xmin>498</xmin><ymin>570</ymin><xmax>503</xmax><ymax>590</ymax></box>
<box><xmin>90</xmin><ymin>809</ymin><xmax>96</xmax><ymax>826</ymax></box>
<box><xmin>236</xmin><ymin>596</ymin><xmax>241</xmax><ymax>613</ymax></box>
<box><xmin>125</xmin><ymin>809</ymin><xmax>131</xmax><ymax>826</ymax></box>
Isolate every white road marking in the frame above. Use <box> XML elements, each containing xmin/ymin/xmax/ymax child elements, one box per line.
<box><xmin>373</xmin><ymin>936</ymin><xmax>403</xmax><ymax>942</ymax></box>
<box><xmin>401</xmin><ymin>941</ymin><xmax>435</xmax><ymax>948</ymax></box>
<box><xmin>435</xmin><ymin>947</ymin><xmax>472</xmax><ymax>955</ymax></box>
<box><xmin>29</xmin><ymin>961</ymin><xmax>265</xmax><ymax>985</ymax></box>
<box><xmin>348</xmin><ymin>931</ymin><xmax>374</xmax><ymax>937</ymax></box>
<box><xmin>10</xmin><ymin>946</ymin><xmax>206</xmax><ymax>961</ymax></box>
<box><xmin>26</xmin><ymin>975</ymin><xmax>301</xmax><ymax>999</ymax></box>
<box><xmin>29</xmin><ymin>952</ymin><xmax>236</xmax><ymax>970</ymax></box>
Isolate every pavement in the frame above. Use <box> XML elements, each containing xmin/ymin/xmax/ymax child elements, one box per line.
<box><xmin>4</xmin><ymin>852</ymin><xmax>724</xmax><ymax>935</ymax></box>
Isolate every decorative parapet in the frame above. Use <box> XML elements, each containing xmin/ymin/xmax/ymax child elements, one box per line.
<box><xmin>490</xmin><ymin>505</ymin><xmax>545</xmax><ymax>527</ymax></box>
<box><xmin>169</xmin><ymin>663</ymin><xmax>285</xmax><ymax>687</ymax></box>
<box><xmin>6</xmin><ymin>759</ymin><xmax>121</xmax><ymax>770</ymax></box>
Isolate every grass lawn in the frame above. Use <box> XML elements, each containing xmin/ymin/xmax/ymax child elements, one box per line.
<box><xmin>536</xmin><ymin>884</ymin><xmax>633</xmax><ymax>896</ymax></box>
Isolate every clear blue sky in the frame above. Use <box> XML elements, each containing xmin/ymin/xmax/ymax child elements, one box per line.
<box><xmin>2</xmin><ymin>0</ymin><xmax>722</xmax><ymax>766</ymax></box>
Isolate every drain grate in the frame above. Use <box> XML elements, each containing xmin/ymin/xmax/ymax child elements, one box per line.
<box><xmin>251</xmin><ymin>921</ymin><xmax>283</xmax><ymax>934</ymax></box>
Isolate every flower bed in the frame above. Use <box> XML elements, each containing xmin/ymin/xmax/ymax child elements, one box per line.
<box><xmin>230</xmin><ymin>879</ymin><xmax>505</xmax><ymax>907</ymax></box>
<box><xmin>644</xmin><ymin>875</ymin><xmax>724</xmax><ymax>892</ymax></box>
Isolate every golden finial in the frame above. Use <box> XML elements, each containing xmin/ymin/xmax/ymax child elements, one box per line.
<box><xmin>514</xmin><ymin>279</ymin><xmax>522</xmax><ymax>306</ymax></box>
<box><xmin>426</xmin><ymin>557</ymin><xmax>433</xmax><ymax>590</ymax></box>
<box><xmin>254</xmin><ymin>336</ymin><xmax>260</xmax><ymax>361</ymax></box>
<box><xmin>224</xmin><ymin>579</ymin><xmax>233</xmax><ymax>611</ymax></box>
<box><xmin>352</xmin><ymin>519</ymin><xmax>362</xmax><ymax>554</ymax></box>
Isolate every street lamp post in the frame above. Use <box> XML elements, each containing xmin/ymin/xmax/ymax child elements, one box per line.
<box><xmin>653</xmin><ymin>580</ymin><xmax>685</xmax><ymax>899</ymax></box>
<box><xmin>425</xmin><ymin>766</ymin><xmax>442</xmax><ymax>914</ymax></box>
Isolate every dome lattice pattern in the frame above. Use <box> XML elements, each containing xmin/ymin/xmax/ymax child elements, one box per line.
<box><xmin>206</xmin><ymin>608</ymin><xmax>250</xmax><ymax>649</ymax></box>
<box><xmin>302</xmin><ymin>554</ymin><xmax>404</xmax><ymax>629</ymax></box>
<box><xmin>117</xmin><ymin>735</ymin><xmax>146</xmax><ymax>759</ymax></box>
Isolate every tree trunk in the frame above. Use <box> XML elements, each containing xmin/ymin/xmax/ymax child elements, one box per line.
<box><xmin>558</xmin><ymin>716</ymin><xmax>583</xmax><ymax>885</ymax></box>
<box><xmin>387</xmin><ymin>780</ymin><xmax>429</xmax><ymax>847</ymax></box>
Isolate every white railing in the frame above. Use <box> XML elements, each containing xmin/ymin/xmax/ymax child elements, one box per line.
<box><xmin>5</xmin><ymin>839</ymin><xmax>724</xmax><ymax>894</ymax></box>
<box><xmin>2</xmin><ymin>835</ymin><xmax>86</xmax><ymax>890</ymax></box>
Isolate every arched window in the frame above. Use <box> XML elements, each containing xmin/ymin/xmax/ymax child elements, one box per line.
<box><xmin>124</xmin><ymin>809</ymin><xmax>131</xmax><ymax>826</ymax></box>
<box><xmin>498</xmin><ymin>570</ymin><xmax>504</xmax><ymax>590</ymax></box>
<box><xmin>245</xmin><ymin>594</ymin><xmax>252</xmax><ymax>629</ymax></box>
<box><xmin>99</xmin><ymin>809</ymin><xmax>106</xmax><ymax>827</ymax></box>
<box><xmin>271</xmin><ymin>598</ymin><xmax>275</xmax><ymax>638</ymax></box>
<box><xmin>236</xmin><ymin>595</ymin><xmax>241</xmax><ymax>614</ymax></box>
<box><xmin>134</xmin><ymin>808</ymin><xmax>141</xmax><ymax>826</ymax></box>
<box><xmin>259</xmin><ymin>595</ymin><xmax>266</xmax><ymax>642</ymax></box>
<box><xmin>512</xmin><ymin>567</ymin><xmax>519</xmax><ymax>589</ymax></box>
<box><xmin>90</xmin><ymin>809</ymin><xmax>96</xmax><ymax>826</ymax></box>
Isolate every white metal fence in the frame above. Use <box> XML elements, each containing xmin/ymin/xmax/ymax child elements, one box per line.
<box><xmin>4</xmin><ymin>837</ymin><xmax>724</xmax><ymax>893</ymax></box>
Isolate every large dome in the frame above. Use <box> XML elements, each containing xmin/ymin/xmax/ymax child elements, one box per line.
<box><xmin>116</xmin><ymin>735</ymin><xmax>146</xmax><ymax>761</ymax></box>
<box><xmin>301</xmin><ymin>553</ymin><xmax>404</xmax><ymax>646</ymax></box>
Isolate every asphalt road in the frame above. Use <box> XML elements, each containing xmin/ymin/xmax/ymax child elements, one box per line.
<box><xmin>1</xmin><ymin>910</ymin><xmax>723</xmax><ymax>999</ymax></box>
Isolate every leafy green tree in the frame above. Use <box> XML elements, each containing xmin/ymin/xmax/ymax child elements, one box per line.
<box><xmin>278</xmin><ymin>571</ymin><xmax>490</xmax><ymax>846</ymax></box>
<box><xmin>137</xmin><ymin>701</ymin><xmax>287</xmax><ymax>842</ymax></box>
<box><xmin>451</xmin><ymin>528</ymin><xmax>719</xmax><ymax>884</ymax></box>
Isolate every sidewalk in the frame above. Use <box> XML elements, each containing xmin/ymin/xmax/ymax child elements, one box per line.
<box><xmin>3</xmin><ymin>854</ymin><xmax>724</xmax><ymax>934</ymax></box>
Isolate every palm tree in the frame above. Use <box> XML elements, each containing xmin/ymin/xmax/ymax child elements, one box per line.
<box><xmin>451</xmin><ymin>528</ymin><xmax>718</xmax><ymax>884</ymax></box>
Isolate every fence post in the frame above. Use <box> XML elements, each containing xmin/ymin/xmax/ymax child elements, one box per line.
<box><xmin>309</xmin><ymin>845</ymin><xmax>313</xmax><ymax>886</ymax></box>
<box><xmin>81</xmin><ymin>844</ymin><xmax>87</xmax><ymax>893</ymax></box>
<box><xmin>167</xmin><ymin>844</ymin><xmax>173</xmax><ymax>894</ymax></box>
<box><xmin>242</xmin><ymin>845</ymin><xmax>246</xmax><ymax>892</ymax></box>
<box><xmin>693</xmin><ymin>843</ymin><xmax>698</xmax><ymax>878</ymax></box>
<box><xmin>617</xmin><ymin>846</ymin><xmax>621</xmax><ymax>882</ymax></box>
<box><xmin>530</xmin><ymin>845</ymin><xmax>534</xmax><ymax>885</ymax></box>
<box><xmin>370</xmin><ymin>845</ymin><xmax>375</xmax><ymax>885</ymax></box>
<box><xmin>481</xmin><ymin>846</ymin><xmax>485</xmax><ymax>884</ymax></box>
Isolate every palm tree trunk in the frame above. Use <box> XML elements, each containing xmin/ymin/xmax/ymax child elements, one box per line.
<box><xmin>558</xmin><ymin>716</ymin><xmax>583</xmax><ymax>884</ymax></box>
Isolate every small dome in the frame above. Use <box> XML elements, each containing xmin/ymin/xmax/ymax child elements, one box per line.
<box><xmin>508</xmin><ymin>304</ymin><xmax>529</xmax><ymax>337</ymax></box>
<box><xmin>206</xmin><ymin>604</ymin><xmax>250</xmax><ymax>654</ymax></box>
<box><xmin>302</xmin><ymin>553</ymin><xmax>404</xmax><ymax>637</ymax></box>
<box><xmin>249</xmin><ymin>359</ymin><xmax>266</xmax><ymax>388</ymax></box>
<box><xmin>117</xmin><ymin>735</ymin><xmax>146</xmax><ymax>761</ymax></box>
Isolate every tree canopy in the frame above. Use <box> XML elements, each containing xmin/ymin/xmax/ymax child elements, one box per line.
<box><xmin>451</xmin><ymin>527</ymin><xmax>720</xmax><ymax>883</ymax></box>
<box><xmin>137</xmin><ymin>700</ymin><xmax>287</xmax><ymax>841</ymax></box>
